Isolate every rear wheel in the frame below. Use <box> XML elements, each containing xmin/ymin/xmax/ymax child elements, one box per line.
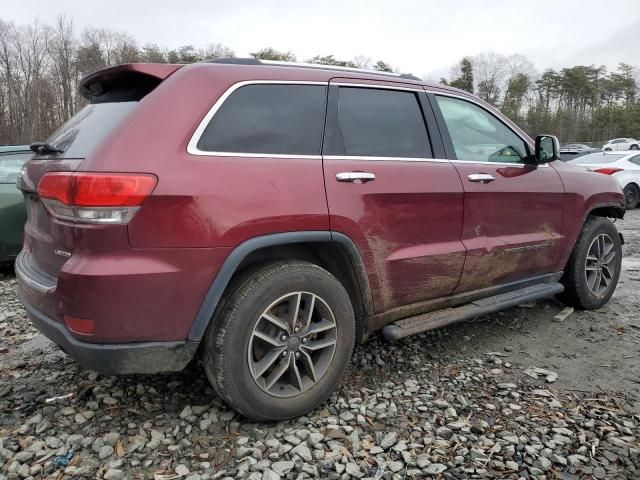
<box><xmin>624</xmin><ymin>184</ymin><xmax>639</xmax><ymax>210</ymax></box>
<box><xmin>604</xmin><ymin>148</ymin><xmax>612</xmax><ymax>151</ymax></box>
<box><xmin>631</xmin><ymin>144</ymin><xmax>639</xmax><ymax>150</ymax></box>
<box><xmin>203</xmin><ymin>261</ymin><xmax>355</xmax><ymax>421</ymax></box>
<box><xmin>558</xmin><ymin>216</ymin><xmax>622</xmax><ymax>309</ymax></box>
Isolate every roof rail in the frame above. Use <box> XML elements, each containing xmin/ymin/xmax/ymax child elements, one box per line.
<box><xmin>203</xmin><ymin>57</ymin><xmax>422</xmax><ymax>81</ymax></box>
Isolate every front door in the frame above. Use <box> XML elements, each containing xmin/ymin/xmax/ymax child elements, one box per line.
<box><xmin>430</xmin><ymin>92</ymin><xmax>565</xmax><ymax>293</ymax></box>
<box><xmin>322</xmin><ymin>79</ymin><xmax>466</xmax><ymax>313</ymax></box>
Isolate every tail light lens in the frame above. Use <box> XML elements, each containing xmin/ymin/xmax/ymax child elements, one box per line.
<box><xmin>37</xmin><ymin>172</ymin><xmax>157</xmax><ymax>224</ymax></box>
<box><xmin>593</xmin><ymin>167</ymin><xmax>623</xmax><ymax>175</ymax></box>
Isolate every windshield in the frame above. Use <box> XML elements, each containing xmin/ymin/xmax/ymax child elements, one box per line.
<box><xmin>37</xmin><ymin>102</ymin><xmax>137</xmax><ymax>159</ymax></box>
<box><xmin>571</xmin><ymin>152</ymin><xmax>625</xmax><ymax>165</ymax></box>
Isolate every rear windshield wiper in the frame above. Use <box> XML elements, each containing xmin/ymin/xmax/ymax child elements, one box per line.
<box><xmin>30</xmin><ymin>142</ymin><xmax>63</xmax><ymax>155</ymax></box>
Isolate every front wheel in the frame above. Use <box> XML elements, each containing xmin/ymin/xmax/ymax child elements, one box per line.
<box><xmin>630</xmin><ymin>144</ymin><xmax>639</xmax><ymax>150</ymax></box>
<box><xmin>557</xmin><ymin>216</ymin><xmax>622</xmax><ymax>309</ymax></box>
<box><xmin>624</xmin><ymin>184</ymin><xmax>639</xmax><ymax>210</ymax></box>
<box><xmin>204</xmin><ymin>261</ymin><xmax>355</xmax><ymax>421</ymax></box>
<box><xmin>604</xmin><ymin>148</ymin><xmax>612</xmax><ymax>151</ymax></box>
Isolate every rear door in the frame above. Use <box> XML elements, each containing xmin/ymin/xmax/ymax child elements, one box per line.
<box><xmin>429</xmin><ymin>92</ymin><xmax>565</xmax><ymax>292</ymax></box>
<box><xmin>322</xmin><ymin>79</ymin><xmax>466</xmax><ymax>313</ymax></box>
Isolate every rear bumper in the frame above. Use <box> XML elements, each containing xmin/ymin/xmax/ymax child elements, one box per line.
<box><xmin>18</xmin><ymin>288</ymin><xmax>198</xmax><ymax>374</ymax></box>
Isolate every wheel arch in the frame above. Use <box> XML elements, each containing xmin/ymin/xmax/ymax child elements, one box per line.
<box><xmin>587</xmin><ymin>204</ymin><xmax>625</xmax><ymax>220</ymax></box>
<box><xmin>188</xmin><ymin>231</ymin><xmax>373</xmax><ymax>343</ymax></box>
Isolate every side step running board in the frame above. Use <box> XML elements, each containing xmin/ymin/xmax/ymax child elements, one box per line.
<box><xmin>382</xmin><ymin>282</ymin><xmax>564</xmax><ymax>341</ymax></box>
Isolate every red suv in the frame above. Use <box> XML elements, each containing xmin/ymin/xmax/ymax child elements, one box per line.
<box><xmin>16</xmin><ymin>59</ymin><xmax>625</xmax><ymax>420</ymax></box>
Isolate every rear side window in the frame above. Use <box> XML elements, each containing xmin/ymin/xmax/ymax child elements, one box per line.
<box><xmin>337</xmin><ymin>87</ymin><xmax>431</xmax><ymax>158</ymax></box>
<box><xmin>40</xmin><ymin>102</ymin><xmax>137</xmax><ymax>159</ymax></box>
<box><xmin>196</xmin><ymin>84</ymin><xmax>326</xmax><ymax>155</ymax></box>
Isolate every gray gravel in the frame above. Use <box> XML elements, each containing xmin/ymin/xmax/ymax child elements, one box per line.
<box><xmin>2</xmin><ymin>212</ymin><xmax>640</xmax><ymax>479</ymax></box>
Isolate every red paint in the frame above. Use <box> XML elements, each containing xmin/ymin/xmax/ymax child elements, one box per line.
<box><xmin>324</xmin><ymin>158</ymin><xmax>465</xmax><ymax>312</ymax></box>
<box><xmin>451</xmin><ymin>163</ymin><xmax>565</xmax><ymax>292</ymax></box>
<box><xmin>16</xmin><ymin>62</ymin><xmax>624</xmax><ymax>348</ymax></box>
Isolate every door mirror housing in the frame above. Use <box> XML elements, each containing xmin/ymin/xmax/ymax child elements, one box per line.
<box><xmin>534</xmin><ymin>135</ymin><xmax>560</xmax><ymax>163</ymax></box>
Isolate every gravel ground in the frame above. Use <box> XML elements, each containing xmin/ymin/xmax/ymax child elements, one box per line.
<box><xmin>2</xmin><ymin>213</ymin><xmax>640</xmax><ymax>479</ymax></box>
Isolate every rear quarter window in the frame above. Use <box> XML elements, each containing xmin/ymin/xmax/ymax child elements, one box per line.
<box><xmin>195</xmin><ymin>84</ymin><xmax>327</xmax><ymax>156</ymax></box>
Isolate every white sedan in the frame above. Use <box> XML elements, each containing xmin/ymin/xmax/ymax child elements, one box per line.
<box><xmin>569</xmin><ymin>151</ymin><xmax>640</xmax><ymax>209</ymax></box>
<box><xmin>603</xmin><ymin>138</ymin><xmax>640</xmax><ymax>151</ymax></box>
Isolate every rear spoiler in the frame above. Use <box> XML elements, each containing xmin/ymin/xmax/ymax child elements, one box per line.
<box><xmin>79</xmin><ymin>63</ymin><xmax>183</xmax><ymax>103</ymax></box>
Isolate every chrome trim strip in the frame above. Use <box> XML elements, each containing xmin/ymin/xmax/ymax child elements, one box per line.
<box><xmin>15</xmin><ymin>250</ymin><xmax>57</xmax><ymax>294</ymax></box>
<box><xmin>187</xmin><ymin>80</ymin><xmax>327</xmax><ymax>157</ymax></box>
<box><xmin>450</xmin><ymin>159</ymin><xmax>549</xmax><ymax>168</ymax></box>
<box><xmin>324</xmin><ymin>155</ymin><xmax>450</xmax><ymax>163</ymax></box>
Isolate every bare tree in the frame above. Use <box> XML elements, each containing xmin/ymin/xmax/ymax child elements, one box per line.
<box><xmin>49</xmin><ymin>15</ymin><xmax>76</xmax><ymax>122</ymax></box>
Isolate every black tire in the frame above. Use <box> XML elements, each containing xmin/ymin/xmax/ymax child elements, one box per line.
<box><xmin>557</xmin><ymin>216</ymin><xmax>622</xmax><ymax>310</ymax></box>
<box><xmin>203</xmin><ymin>261</ymin><xmax>355</xmax><ymax>421</ymax></box>
<box><xmin>631</xmin><ymin>144</ymin><xmax>639</xmax><ymax>150</ymax></box>
<box><xmin>624</xmin><ymin>184</ymin><xmax>639</xmax><ymax>210</ymax></box>
<box><xmin>604</xmin><ymin>148</ymin><xmax>612</xmax><ymax>151</ymax></box>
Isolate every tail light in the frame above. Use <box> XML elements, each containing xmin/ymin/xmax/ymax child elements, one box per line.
<box><xmin>593</xmin><ymin>167</ymin><xmax>623</xmax><ymax>175</ymax></box>
<box><xmin>37</xmin><ymin>172</ymin><xmax>157</xmax><ymax>224</ymax></box>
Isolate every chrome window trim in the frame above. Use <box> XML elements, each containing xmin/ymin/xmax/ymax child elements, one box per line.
<box><xmin>187</xmin><ymin>80</ymin><xmax>328</xmax><ymax>158</ymax></box>
<box><xmin>450</xmin><ymin>159</ymin><xmax>549</xmax><ymax>168</ymax></box>
<box><xmin>324</xmin><ymin>155</ymin><xmax>449</xmax><ymax>163</ymax></box>
<box><xmin>187</xmin><ymin>79</ymin><xmax>544</xmax><ymax>165</ymax></box>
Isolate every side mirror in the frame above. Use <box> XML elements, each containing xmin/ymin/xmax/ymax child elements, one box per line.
<box><xmin>535</xmin><ymin>135</ymin><xmax>560</xmax><ymax>163</ymax></box>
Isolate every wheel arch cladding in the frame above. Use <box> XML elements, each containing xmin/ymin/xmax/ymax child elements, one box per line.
<box><xmin>187</xmin><ymin>231</ymin><xmax>373</xmax><ymax>342</ymax></box>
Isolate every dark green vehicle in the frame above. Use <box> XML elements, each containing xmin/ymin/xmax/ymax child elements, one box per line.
<box><xmin>0</xmin><ymin>145</ymin><xmax>31</xmax><ymax>264</ymax></box>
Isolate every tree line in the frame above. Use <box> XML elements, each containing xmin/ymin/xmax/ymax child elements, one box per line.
<box><xmin>1</xmin><ymin>15</ymin><xmax>637</xmax><ymax>146</ymax></box>
<box><xmin>441</xmin><ymin>53</ymin><xmax>639</xmax><ymax>145</ymax></box>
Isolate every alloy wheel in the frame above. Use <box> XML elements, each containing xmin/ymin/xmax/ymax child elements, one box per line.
<box><xmin>248</xmin><ymin>292</ymin><xmax>337</xmax><ymax>397</ymax></box>
<box><xmin>585</xmin><ymin>233</ymin><xmax>617</xmax><ymax>296</ymax></box>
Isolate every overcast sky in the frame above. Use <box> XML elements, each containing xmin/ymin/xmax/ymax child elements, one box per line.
<box><xmin>4</xmin><ymin>0</ymin><xmax>640</xmax><ymax>79</ymax></box>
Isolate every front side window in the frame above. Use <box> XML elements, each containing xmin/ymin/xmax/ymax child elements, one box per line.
<box><xmin>436</xmin><ymin>95</ymin><xmax>529</xmax><ymax>164</ymax></box>
<box><xmin>197</xmin><ymin>84</ymin><xmax>326</xmax><ymax>155</ymax></box>
<box><xmin>337</xmin><ymin>87</ymin><xmax>431</xmax><ymax>158</ymax></box>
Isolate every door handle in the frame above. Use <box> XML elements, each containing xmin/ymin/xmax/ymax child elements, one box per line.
<box><xmin>468</xmin><ymin>173</ymin><xmax>496</xmax><ymax>183</ymax></box>
<box><xmin>336</xmin><ymin>172</ymin><xmax>376</xmax><ymax>183</ymax></box>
